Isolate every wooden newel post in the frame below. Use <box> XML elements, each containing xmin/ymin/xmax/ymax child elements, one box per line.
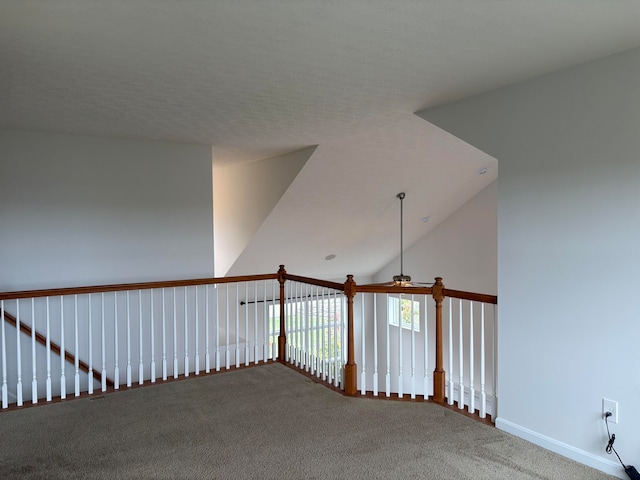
<box><xmin>277</xmin><ymin>265</ymin><xmax>287</xmax><ymax>363</ymax></box>
<box><xmin>432</xmin><ymin>277</ymin><xmax>446</xmax><ymax>404</ymax></box>
<box><xmin>343</xmin><ymin>275</ymin><xmax>358</xmax><ymax>396</ymax></box>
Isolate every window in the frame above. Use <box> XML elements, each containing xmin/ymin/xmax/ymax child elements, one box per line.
<box><xmin>388</xmin><ymin>296</ymin><xmax>420</xmax><ymax>332</ymax></box>
<box><xmin>268</xmin><ymin>297</ymin><xmax>343</xmax><ymax>360</ymax></box>
<box><xmin>268</xmin><ymin>297</ymin><xmax>342</xmax><ymax>336</ymax></box>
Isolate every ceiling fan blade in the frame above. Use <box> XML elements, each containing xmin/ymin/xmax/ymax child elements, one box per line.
<box><xmin>364</xmin><ymin>281</ymin><xmax>396</xmax><ymax>287</ymax></box>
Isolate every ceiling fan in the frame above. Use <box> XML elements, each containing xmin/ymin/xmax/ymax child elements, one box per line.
<box><xmin>371</xmin><ymin>192</ymin><xmax>434</xmax><ymax>288</ymax></box>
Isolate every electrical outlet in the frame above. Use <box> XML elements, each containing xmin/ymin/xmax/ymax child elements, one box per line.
<box><xmin>603</xmin><ymin>398</ymin><xmax>619</xmax><ymax>424</ymax></box>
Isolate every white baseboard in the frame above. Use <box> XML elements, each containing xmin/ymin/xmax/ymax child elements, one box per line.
<box><xmin>495</xmin><ymin>418</ymin><xmax>625</xmax><ymax>479</ymax></box>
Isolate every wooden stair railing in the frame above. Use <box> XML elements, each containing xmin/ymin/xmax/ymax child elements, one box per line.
<box><xmin>344</xmin><ymin>276</ymin><xmax>497</xmax><ymax>408</ymax></box>
<box><xmin>1</xmin><ymin>309</ymin><xmax>115</xmax><ymax>388</ymax></box>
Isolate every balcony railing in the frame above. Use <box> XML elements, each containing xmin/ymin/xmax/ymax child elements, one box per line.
<box><xmin>0</xmin><ymin>265</ymin><xmax>496</xmax><ymax>420</ymax></box>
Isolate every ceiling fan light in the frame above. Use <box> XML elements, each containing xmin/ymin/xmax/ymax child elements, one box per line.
<box><xmin>393</xmin><ymin>274</ymin><xmax>412</xmax><ymax>284</ymax></box>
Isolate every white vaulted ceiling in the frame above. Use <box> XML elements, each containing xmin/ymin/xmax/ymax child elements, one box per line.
<box><xmin>3</xmin><ymin>1</ymin><xmax>640</xmax><ymax>279</ymax></box>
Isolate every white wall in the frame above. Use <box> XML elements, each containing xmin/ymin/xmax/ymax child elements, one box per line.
<box><xmin>420</xmin><ymin>47</ymin><xmax>640</xmax><ymax>478</ymax></box>
<box><xmin>0</xmin><ymin>130</ymin><xmax>214</xmax><ymax>291</ymax></box>
<box><xmin>213</xmin><ymin>146</ymin><xmax>314</xmax><ymax>277</ymax></box>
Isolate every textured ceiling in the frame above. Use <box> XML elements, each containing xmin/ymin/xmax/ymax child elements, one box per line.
<box><xmin>3</xmin><ymin>1</ymin><xmax>640</xmax><ymax>279</ymax></box>
<box><xmin>3</xmin><ymin>1</ymin><xmax>640</xmax><ymax>164</ymax></box>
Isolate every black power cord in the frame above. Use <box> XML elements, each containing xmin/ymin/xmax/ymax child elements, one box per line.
<box><xmin>604</xmin><ymin>412</ymin><xmax>640</xmax><ymax>480</ymax></box>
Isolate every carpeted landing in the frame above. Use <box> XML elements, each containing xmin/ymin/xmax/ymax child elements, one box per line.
<box><xmin>0</xmin><ymin>363</ymin><xmax>616</xmax><ymax>479</ymax></box>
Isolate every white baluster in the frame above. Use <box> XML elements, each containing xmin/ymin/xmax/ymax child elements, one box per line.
<box><xmin>150</xmin><ymin>289</ymin><xmax>156</xmax><ymax>383</ymax></box>
<box><xmin>138</xmin><ymin>289</ymin><xmax>144</xmax><ymax>385</ymax></box>
<box><xmin>215</xmin><ymin>284</ymin><xmax>221</xmax><ymax>371</ymax></box>
<box><xmin>410</xmin><ymin>295</ymin><xmax>416</xmax><ymax>400</ymax></box>
<box><xmin>325</xmin><ymin>288</ymin><xmax>331</xmax><ymax>379</ymax></box>
<box><xmin>316</xmin><ymin>286</ymin><xmax>322</xmax><ymax>374</ymax></box>
<box><xmin>480</xmin><ymin>303</ymin><xmax>487</xmax><ymax>419</ymax></box>
<box><xmin>262</xmin><ymin>281</ymin><xmax>268</xmax><ymax>363</ymax></box>
<box><xmin>235</xmin><ymin>283</ymin><xmax>240</xmax><ymax>368</ymax></box>
<box><xmin>469</xmin><ymin>301</ymin><xmax>475</xmax><ymax>414</ymax></box>
<box><xmin>289</xmin><ymin>282</ymin><xmax>294</xmax><ymax>365</ymax></box>
<box><xmin>162</xmin><ymin>289</ymin><xmax>167</xmax><ymax>381</ymax></box>
<box><xmin>184</xmin><ymin>286</ymin><xmax>189</xmax><ymax>377</ymax></box>
<box><xmin>101</xmin><ymin>293</ymin><xmax>107</xmax><ymax>392</ymax></box>
<box><xmin>305</xmin><ymin>284</ymin><xmax>308</xmax><ymax>370</ymax></box>
<box><xmin>493</xmin><ymin>304</ymin><xmax>498</xmax><ymax>417</ymax></box>
<box><xmin>15</xmin><ymin>300</ymin><xmax>23</xmax><ymax>406</ymax></box>
<box><xmin>225</xmin><ymin>285</ymin><xmax>230</xmax><ymax>370</ymax></box>
<box><xmin>304</xmin><ymin>284</ymin><xmax>309</xmax><ymax>371</ymax></box>
<box><xmin>318</xmin><ymin>287</ymin><xmax>323</xmax><ymax>375</ymax></box>
<box><xmin>327</xmin><ymin>290</ymin><xmax>333</xmax><ymax>383</ymax></box>
<box><xmin>59</xmin><ymin>297</ymin><xmax>65</xmax><ymax>400</ymax></box>
<box><xmin>308</xmin><ymin>284</ymin><xmax>313</xmax><ymax>371</ymax></box>
<box><xmin>334</xmin><ymin>290</ymin><xmax>340</xmax><ymax>388</ymax></box>
<box><xmin>423</xmin><ymin>294</ymin><xmax>429</xmax><ymax>399</ymax></box>
<box><xmin>113</xmin><ymin>292</ymin><xmax>119</xmax><ymax>390</ymax></box>
<box><xmin>285</xmin><ymin>282</ymin><xmax>296</xmax><ymax>363</ymax></box>
<box><xmin>320</xmin><ymin>288</ymin><xmax>325</xmax><ymax>380</ymax></box>
<box><xmin>126</xmin><ymin>291</ymin><xmax>132</xmax><ymax>387</ymax></box>
<box><xmin>88</xmin><ymin>295</ymin><xmax>93</xmax><ymax>395</ymax></box>
<box><xmin>397</xmin><ymin>294</ymin><xmax>403</xmax><ymax>399</ymax></box>
<box><xmin>0</xmin><ymin>301</ymin><xmax>7</xmax><ymax>403</ymax></box>
<box><xmin>274</xmin><ymin>281</ymin><xmax>278</xmax><ymax>361</ymax></box>
<box><xmin>448</xmin><ymin>298</ymin><xmax>454</xmax><ymax>405</ymax></box>
<box><xmin>224</xmin><ymin>283</ymin><xmax>231</xmax><ymax>370</ymax></box>
<box><xmin>46</xmin><ymin>298</ymin><xmax>52</xmax><ymax>401</ymax></box>
<box><xmin>326</xmin><ymin>289</ymin><xmax>332</xmax><ymax>383</ymax></box>
<box><xmin>293</xmin><ymin>282</ymin><xmax>298</xmax><ymax>366</ymax></box>
<box><xmin>309</xmin><ymin>286</ymin><xmax>315</xmax><ymax>374</ymax></box>
<box><xmin>385</xmin><ymin>294</ymin><xmax>391</xmax><ymax>397</ymax></box>
<box><xmin>296</xmin><ymin>282</ymin><xmax>301</xmax><ymax>366</ymax></box>
<box><xmin>254</xmin><ymin>282</ymin><xmax>259</xmax><ymax>365</ymax></box>
<box><xmin>360</xmin><ymin>293</ymin><xmax>366</xmax><ymax>395</ymax></box>
<box><xmin>286</xmin><ymin>282</ymin><xmax>292</xmax><ymax>364</ymax></box>
<box><xmin>1</xmin><ymin>300</ymin><xmax>8</xmax><ymax>408</ymax></box>
<box><xmin>373</xmin><ymin>293</ymin><xmax>378</xmax><ymax>397</ymax></box>
<box><xmin>244</xmin><ymin>282</ymin><xmax>249</xmax><ymax>366</ymax></box>
<box><xmin>313</xmin><ymin>288</ymin><xmax>317</xmax><ymax>376</ymax></box>
<box><xmin>74</xmin><ymin>295</ymin><xmax>80</xmax><ymax>396</ymax></box>
<box><xmin>205</xmin><ymin>285</ymin><xmax>210</xmax><ymax>373</ymax></box>
<box><xmin>32</xmin><ymin>298</ymin><xmax>38</xmax><ymax>403</ymax></box>
<box><xmin>342</xmin><ymin>294</ymin><xmax>347</xmax><ymax>387</ymax></box>
<box><xmin>330</xmin><ymin>289</ymin><xmax>335</xmax><ymax>384</ymax></box>
<box><xmin>271</xmin><ymin>281</ymin><xmax>277</xmax><ymax>361</ymax></box>
<box><xmin>458</xmin><ymin>299</ymin><xmax>464</xmax><ymax>410</ymax></box>
<box><xmin>195</xmin><ymin>286</ymin><xmax>200</xmax><ymax>375</ymax></box>
<box><xmin>173</xmin><ymin>288</ymin><xmax>178</xmax><ymax>379</ymax></box>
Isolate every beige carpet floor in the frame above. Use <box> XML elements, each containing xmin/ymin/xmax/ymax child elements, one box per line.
<box><xmin>0</xmin><ymin>363</ymin><xmax>616</xmax><ymax>479</ymax></box>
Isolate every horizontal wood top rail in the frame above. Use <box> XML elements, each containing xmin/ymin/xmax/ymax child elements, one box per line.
<box><xmin>442</xmin><ymin>288</ymin><xmax>497</xmax><ymax>304</ymax></box>
<box><xmin>355</xmin><ymin>284</ymin><xmax>434</xmax><ymax>295</ymax></box>
<box><xmin>1</xmin><ymin>309</ymin><xmax>115</xmax><ymax>387</ymax></box>
<box><xmin>0</xmin><ymin>273</ymin><xmax>279</xmax><ymax>301</ymax></box>
<box><xmin>283</xmin><ymin>274</ymin><xmax>344</xmax><ymax>291</ymax></box>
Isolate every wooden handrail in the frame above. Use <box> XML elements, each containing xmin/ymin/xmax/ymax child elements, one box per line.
<box><xmin>283</xmin><ymin>274</ymin><xmax>344</xmax><ymax>291</ymax></box>
<box><xmin>0</xmin><ymin>273</ymin><xmax>279</xmax><ymax>301</ymax></box>
<box><xmin>355</xmin><ymin>284</ymin><xmax>433</xmax><ymax>295</ymax></box>
<box><xmin>443</xmin><ymin>288</ymin><xmax>497</xmax><ymax>304</ymax></box>
<box><xmin>1</xmin><ymin>309</ymin><xmax>115</xmax><ymax>388</ymax></box>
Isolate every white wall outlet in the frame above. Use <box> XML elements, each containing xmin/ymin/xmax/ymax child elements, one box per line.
<box><xmin>603</xmin><ymin>398</ymin><xmax>619</xmax><ymax>424</ymax></box>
